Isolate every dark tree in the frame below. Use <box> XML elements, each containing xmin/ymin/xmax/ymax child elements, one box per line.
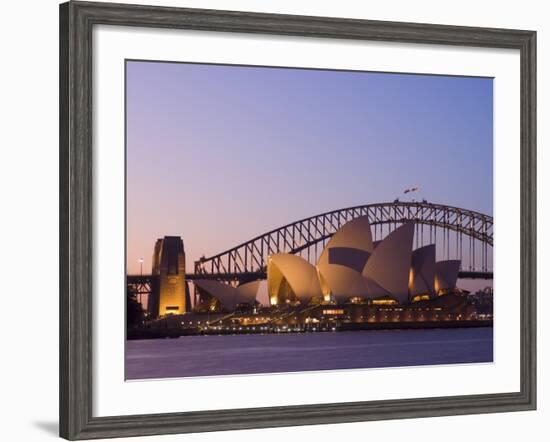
<box><xmin>127</xmin><ymin>292</ymin><xmax>145</xmax><ymax>328</ymax></box>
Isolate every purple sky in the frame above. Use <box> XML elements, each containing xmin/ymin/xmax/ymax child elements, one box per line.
<box><xmin>126</xmin><ymin>60</ymin><xmax>493</xmax><ymax>291</ymax></box>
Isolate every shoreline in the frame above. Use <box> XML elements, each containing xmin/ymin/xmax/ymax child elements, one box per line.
<box><xmin>127</xmin><ymin>319</ymin><xmax>493</xmax><ymax>340</ymax></box>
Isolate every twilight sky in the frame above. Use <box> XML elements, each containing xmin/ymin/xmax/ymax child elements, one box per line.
<box><xmin>126</xmin><ymin>60</ymin><xmax>493</xmax><ymax>285</ymax></box>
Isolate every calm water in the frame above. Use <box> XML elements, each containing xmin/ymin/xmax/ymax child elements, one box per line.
<box><xmin>126</xmin><ymin>327</ymin><xmax>493</xmax><ymax>380</ymax></box>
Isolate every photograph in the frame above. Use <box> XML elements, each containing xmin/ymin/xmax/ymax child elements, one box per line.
<box><xmin>1</xmin><ymin>0</ymin><xmax>543</xmax><ymax>440</ymax></box>
<box><xmin>125</xmin><ymin>60</ymin><xmax>494</xmax><ymax>380</ymax></box>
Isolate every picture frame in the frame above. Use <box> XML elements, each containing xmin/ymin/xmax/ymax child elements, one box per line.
<box><xmin>59</xmin><ymin>1</ymin><xmax>537</xmax><ymax>440</ymax></box>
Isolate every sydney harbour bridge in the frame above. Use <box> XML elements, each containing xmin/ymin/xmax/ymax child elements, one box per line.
<box><xmin>127</xmin><ymin>201</ymin><xmax>493</xmax><ymax>300</ymax></box>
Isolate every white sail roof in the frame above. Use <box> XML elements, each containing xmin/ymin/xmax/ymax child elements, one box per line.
<box><xmin>268</xmin><ymin>253</ymin><xmax>322</xmax><ymax>304</ymax></box>
<box><xmin>236</xmin><ymin>280</ymin><xmax>261</xmax><ymax>305</ymax></box>
<box><xmin>317</xmin><ymin>216</ymin><xmax>374</xmax><ymax>269</ymax></box>
<box><xmin>409</xmin><ymin>244</ymin><xmax>436</xmax><ymax>297</ymax></box>
<box><xmin>435</xmin><ymin>260</ymin><xmax>461</xmax><ymax>292</ymax></box>
<box><xmin>317</xmin><ymin>264</ymin><xmax>369</xmax><ymax>303</ymax></box>
<box><xmin>362</xmin><ymin>222</ymin><xmax>415</xmax><ymax>303</ymax></box>
<box><xmin>194</xmin><ymin>279</ymin><xmax>238</xmax><ymax>311</ymax></box>
<box><xmin>194</xmin><ymin>279</ymin><xmax>260</xmax><ymax>310</ymax></box>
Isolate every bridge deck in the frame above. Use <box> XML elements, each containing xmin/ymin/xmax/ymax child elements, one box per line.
<box><xmin>127</xmin><ymin>270</ymin><xmax>493</xmax><ymax>283</ymax></box>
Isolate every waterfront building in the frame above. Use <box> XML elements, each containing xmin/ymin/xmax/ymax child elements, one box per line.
<box><xmin>148</xmin><ymin>236</ymin><xmax>189</xmax><ymax>317</ymax></box>
<box><xmin>267</xmin><ymin>216</ymin><xmax>461</xmax><ymax>305</ymax></box>
<box><xmin>193</xmin><ymin>279</ymin><xmax>260</xmax><ymax>311</ymax></box>
<box><xmin>184</xmin><ymin>217</ymin><xmax>466</xmax><ymax>326</ymax></box>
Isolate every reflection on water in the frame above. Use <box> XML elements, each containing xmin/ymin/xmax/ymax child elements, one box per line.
<box><xmin>126</xmin><ymin>327</ymin><xmax>493</xmax><ymax>380</ymax></box>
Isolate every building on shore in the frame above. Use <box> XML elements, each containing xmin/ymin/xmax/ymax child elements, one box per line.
<box><xmin>147</xmin><ymin>293</ymin><xmax>479</xmax><ymax>333</ymax></box>
<box><xmin>264</xmin><ymin>217</ymin><xmax>463</xmax><ymax>308</ymax></box>
<box><xmin>148</xmin><ymin>236</ymin><xmax>190</xmax><ymax>317</ymax></box>
<box><xmin>173</xmin><ymin>216</ymin><xmax>477</xmax><ymax>328</ymax></box>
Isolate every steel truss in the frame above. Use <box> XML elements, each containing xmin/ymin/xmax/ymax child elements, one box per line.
<box><xmin>194</xmin><ymin>201</ymin><xmax>493</xmax><ymax>281</ymax></box>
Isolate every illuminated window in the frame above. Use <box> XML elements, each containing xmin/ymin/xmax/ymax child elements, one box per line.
<box><xmin>348</xmin><ymin>296</ymin><xmax>367</xmax><ymax>304</ymax></box>
<box><xmin>372</xmin><ymin>298</ymin><xmax>398</xmax><ymax>305</ymax></box>
<box><xmin>411</xmin><ymin>294</ymin><xmax>431</xmax><ymax>302</ymax></box>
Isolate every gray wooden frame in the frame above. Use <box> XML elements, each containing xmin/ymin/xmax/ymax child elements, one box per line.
<box><xmin>59</xmin><ymin>1</ymin><xmax>537</xmax><ymax>439</ymax></box>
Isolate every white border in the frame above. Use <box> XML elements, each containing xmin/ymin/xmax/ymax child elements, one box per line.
<box><xmin>93</xmin><ymin>25</ymin><xmax>520</xmax><ymax>417</ymax></box>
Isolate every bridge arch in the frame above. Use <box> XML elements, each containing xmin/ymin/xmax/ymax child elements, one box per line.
<box><xmin>194</xmin><ymin>201</ymin><xmax>493</xmax><ymax>280</ymax></box>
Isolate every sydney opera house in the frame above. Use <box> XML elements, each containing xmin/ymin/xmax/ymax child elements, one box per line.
<box><xmin>164</xmin><ymin>216</ymin><xmax>480</xmax><ymax>332</ymax></box>
<box><xmin>193</xmin><ymin>217</ymin><xmax>462</xmax><ymax>310</ymax></box>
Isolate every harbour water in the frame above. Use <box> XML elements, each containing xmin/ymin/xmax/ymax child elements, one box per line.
<box><xmin>126</xmin><ymin>327</ymin><xmax>493</xmax><ymax>380</ymax></box>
